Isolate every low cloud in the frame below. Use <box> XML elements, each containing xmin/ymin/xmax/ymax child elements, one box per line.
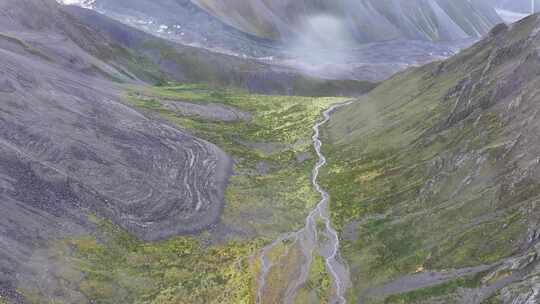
<box><xmin>286</xmin><ymin>14</ymin><xmax>355</xmax><ymax>65</ymax></box>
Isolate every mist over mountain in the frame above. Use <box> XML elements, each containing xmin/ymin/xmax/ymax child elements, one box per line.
<box><xmin>60</xmin><ymin>0</ymin><xmax>498</xmax><ymax>53</ymax></box>
<box><xmin>57</xmin><ymin>0</ymin><xmax>492</xmax><ymax>83</ymax></box>
<box><xmin>192</xmin><ymin>0</ymin><xmax>502</xmax><ymax>42</ymax></box>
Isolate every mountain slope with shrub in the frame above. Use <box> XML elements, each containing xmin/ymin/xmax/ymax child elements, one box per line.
<box><xmin>321</xmin><ymin>14</ymin><xmax>540</xmax><ymax>304</ymax></box>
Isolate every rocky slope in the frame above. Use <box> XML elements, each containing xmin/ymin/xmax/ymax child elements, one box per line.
<box><xmin>321</xmin><ymin>14</ymin><xmax>540</xmax><ymax>304</ymax></box>
<box><xmin>192</xmin><ymin>0</ymin><xmax>501</xmax><ymax>43</ymax></box>
<box><xmin>58</xmin><ymin>0</ymin><xmax>280</xmax><ymax>57</ymax></box>
<box><xmin>0</xmin><ymin>0</ymin><xmax>238</xmax><ymax>298</ymax></box>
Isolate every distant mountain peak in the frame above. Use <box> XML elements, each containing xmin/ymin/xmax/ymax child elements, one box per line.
<box><xmin>192</xmin><ymin>0</ymin><xmax>502</xmax><ymax>43</ymax></box>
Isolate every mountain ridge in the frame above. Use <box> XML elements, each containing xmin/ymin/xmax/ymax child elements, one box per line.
<box><xmin>192</xmin><ymin>0</ymin><xmax>502</xmax><ymax>43</ymax></box>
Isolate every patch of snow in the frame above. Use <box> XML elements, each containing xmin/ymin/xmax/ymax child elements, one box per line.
<box><xmin>56</xmin><ymin>0</ymin><xmax>96</xmax><ymax>9</ymax></box>
<box><xmin>157</xmin><ymin>25</ymin><xmax>169</xmax><ymax>33</ymax></box>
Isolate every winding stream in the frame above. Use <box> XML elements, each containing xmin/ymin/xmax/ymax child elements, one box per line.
<box><xmin>257</xmin><ymin>102</ymin><xmax>352</xmax><ymax>304</ymax></box>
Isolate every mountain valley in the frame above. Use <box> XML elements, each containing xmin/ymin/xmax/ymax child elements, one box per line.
<box><xmin>1</xmin><ymin>1</ymin><xmax>540</xmax><ymax>304</ymax></box>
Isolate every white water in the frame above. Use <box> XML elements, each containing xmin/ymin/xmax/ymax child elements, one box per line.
<box><xmin>257</xmin><ymin>102</ymin><xmax>352</xmax><ymax>304</ymax></box>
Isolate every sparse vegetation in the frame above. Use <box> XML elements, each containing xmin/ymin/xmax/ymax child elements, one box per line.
<box><xmin>293</xmin><ymin>254</ymin><xmax>333</xmax><ymax>304</ymax></box>
<box><xmin>51</xmin><ymin>221</ymin><xmax>263</xmax><ymax>304</ymax></box>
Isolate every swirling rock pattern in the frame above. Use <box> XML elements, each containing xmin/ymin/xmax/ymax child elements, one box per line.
<box><xmin>0</xmin><ymin>37</ymin><xmax>231</xmax><ymax>241</ymax></box>
<box><xmin>0</xmin><ymin>0</ymin><xmax>232</xmax><ymax>298</ymax></box>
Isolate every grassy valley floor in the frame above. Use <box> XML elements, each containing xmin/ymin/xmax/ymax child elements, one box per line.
<box><xmin>21</xmin><ymin>84</ymin><xmax>347</xmax><ymax>304</ymax></box>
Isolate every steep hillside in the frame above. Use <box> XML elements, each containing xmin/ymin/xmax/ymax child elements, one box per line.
<box><xmin>192</xmin><ymin>0</ymin><xmax>502</xmax><ymax>43</ymax></box>
<box><xmin>58</xmin><ymin>0</ymin><xmax>280</xmax><ymax>57</ymax></box>
<box><xmin>321</xmin><ymin>15</ymin><xmax>540</xmax><ymax>303</ymax></box>
<box><xmin>0</xmin><ymin>0</ymin><xmax>234</xmax><ymax>301</ymax></box>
